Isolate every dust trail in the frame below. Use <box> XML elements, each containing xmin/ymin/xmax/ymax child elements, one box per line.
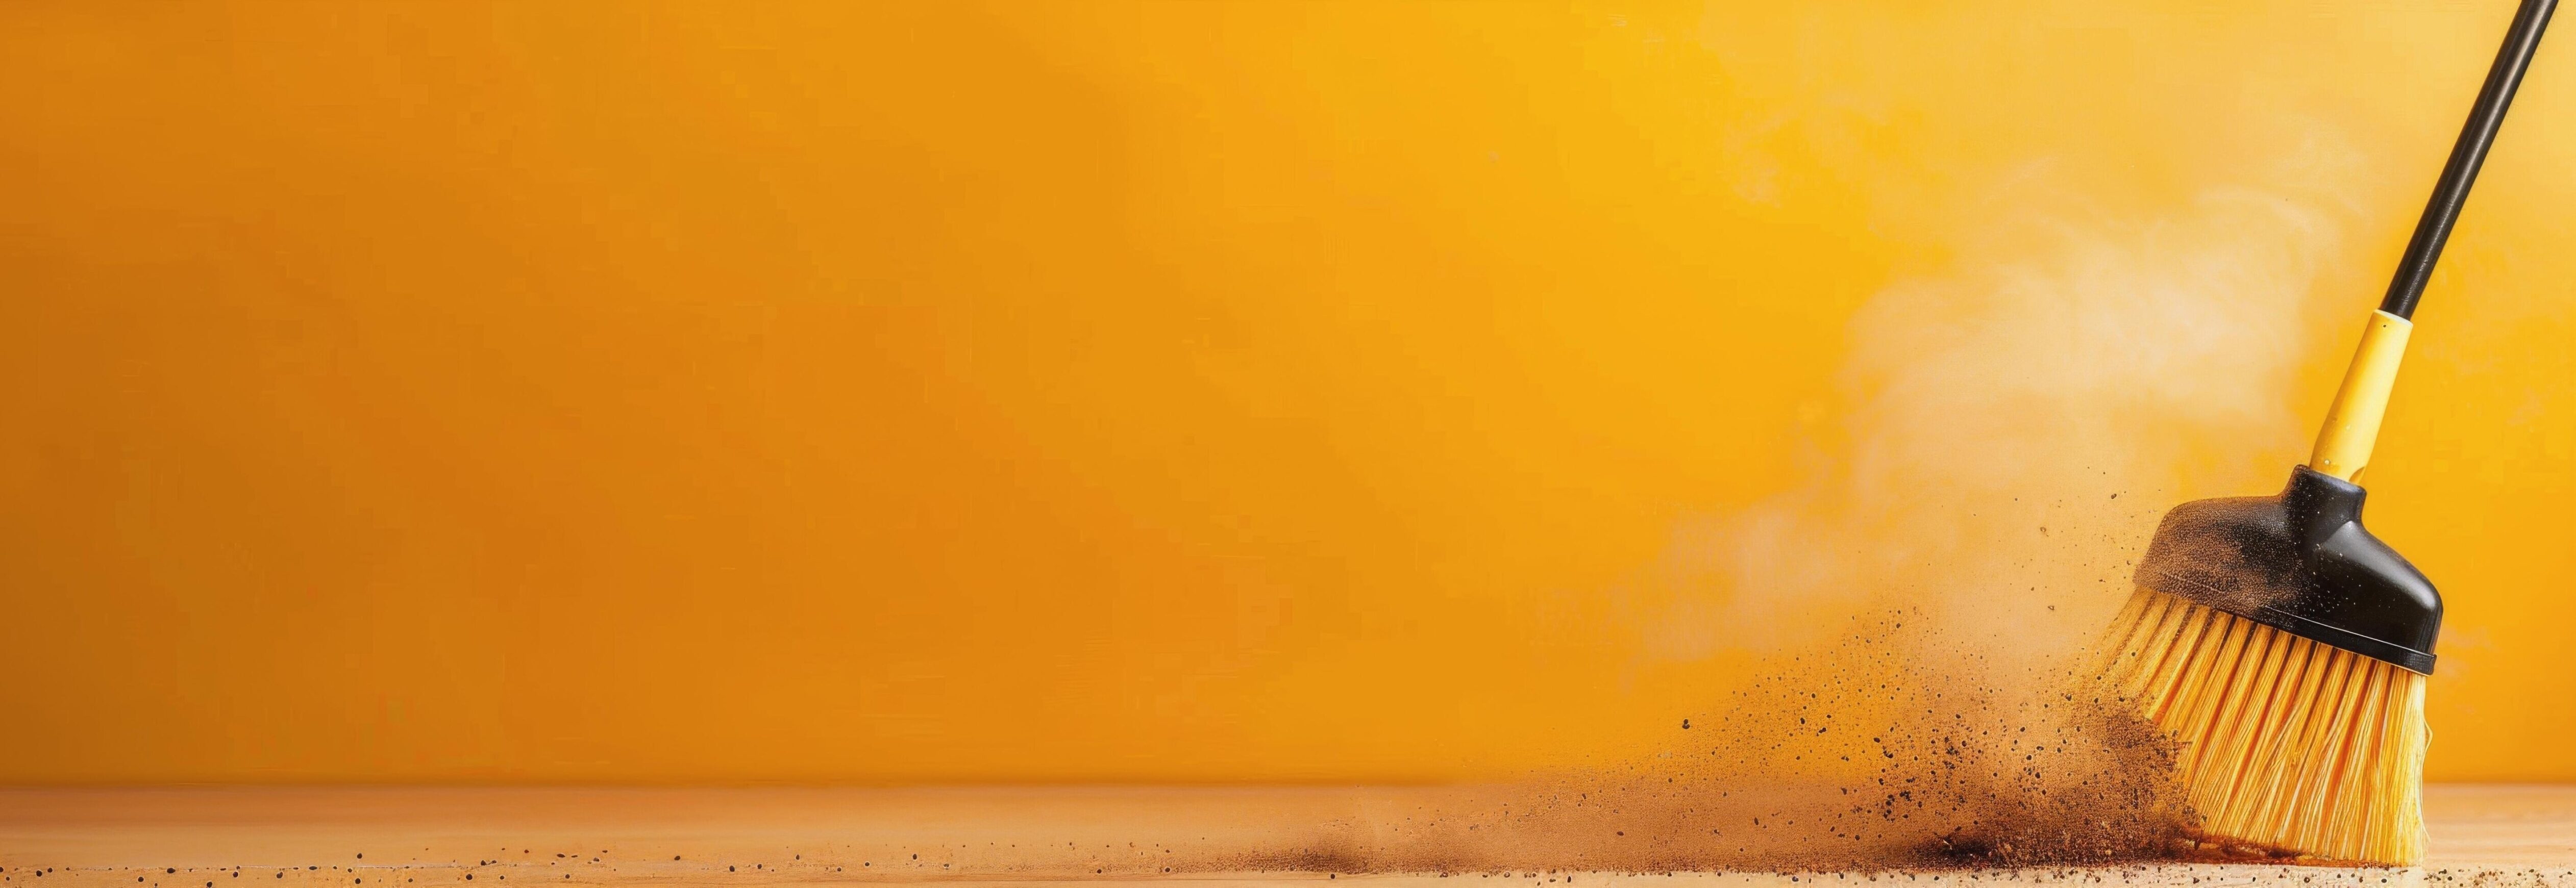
<box><xmin>1187</xmin><ymin>143</ymin><xmax>2364</xmax><ymax>872</ymax></box>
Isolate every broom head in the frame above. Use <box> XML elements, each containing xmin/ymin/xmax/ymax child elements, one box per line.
<box><xmin>2094</xmin><ymin>466</ymin><xmax>2439</xmax><ymax>866</ymax></box>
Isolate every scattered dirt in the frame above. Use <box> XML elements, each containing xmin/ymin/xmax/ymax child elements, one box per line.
<box><xmin>1172</xmin><ymin>606</ymin><xmax>2194</xmax><ymax>875</ymax></box>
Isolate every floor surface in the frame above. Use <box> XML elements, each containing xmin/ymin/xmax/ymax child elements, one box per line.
<box><xmin>0</xmin><ymin>785</ymin><xmax>2567</xmax><ymax>888</ymax></box>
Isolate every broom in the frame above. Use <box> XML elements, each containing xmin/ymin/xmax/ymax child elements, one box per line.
<box><xmin>2094</xmin><ymin>0</ymin><xmax>2556</xmax><ymax>867</ymax></box>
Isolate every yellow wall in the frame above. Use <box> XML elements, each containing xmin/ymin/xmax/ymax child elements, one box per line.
<box><xmin>2</xmin><ymin>1</ymin><xmax>2569</xmax><ymax>783</ymax></box>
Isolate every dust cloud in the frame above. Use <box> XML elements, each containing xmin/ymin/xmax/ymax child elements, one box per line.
<box><xmin>1179</xmin><ymin>145</ymin><xmax>2364</xmax><ymax>873</ymax></box>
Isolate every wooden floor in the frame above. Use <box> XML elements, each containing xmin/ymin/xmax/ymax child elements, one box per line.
<box><xmin>0</xmin><ymin>785</ymin><xmax>2568</xmax><ymax>887</ymax></box>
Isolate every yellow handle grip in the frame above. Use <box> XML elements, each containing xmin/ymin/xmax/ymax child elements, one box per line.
<box><xmin>2310</xmin><ymin>310</ymin><xmax>2414</xmax><ymax>482</ymax></box>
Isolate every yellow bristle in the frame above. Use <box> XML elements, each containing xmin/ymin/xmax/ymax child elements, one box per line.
<box><xmin>2097</xmin><ymin>587</ymin><xmax>2429</xmax><ymax>866</ymax></box>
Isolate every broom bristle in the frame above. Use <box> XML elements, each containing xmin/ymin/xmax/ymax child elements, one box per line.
<box><xmin>2097</xmin><ymin>587</ymin><xmax>2428</xmax><ymax>866</ymax></box>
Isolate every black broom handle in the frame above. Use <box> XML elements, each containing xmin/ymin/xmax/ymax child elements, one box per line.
<box><xmin>2380</xmin><ymin>0</ymin><xmax>2558</xmax><ymax>320</ymax></box>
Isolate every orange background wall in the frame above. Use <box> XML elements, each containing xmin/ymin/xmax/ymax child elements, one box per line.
<box><xmin>2</xmin><ymin>1</ymin><xmax>2570</xmax><ymax>783</ymax></box>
